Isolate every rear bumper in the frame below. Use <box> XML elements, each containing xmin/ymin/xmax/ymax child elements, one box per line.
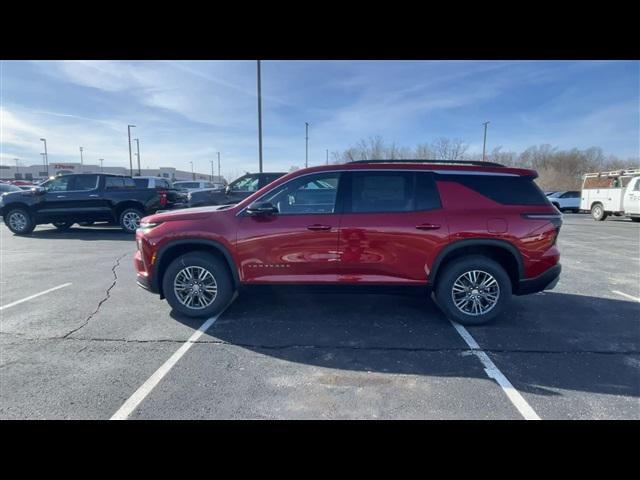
<box><xmin>515</xmin><ymin>264</ymin><xmax>561</xmax><ymax>295</ymax></box>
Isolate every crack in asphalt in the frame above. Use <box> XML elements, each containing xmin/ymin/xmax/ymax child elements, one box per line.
<box><xmin>62</xmin><ymin>252</ymin><xmax>128</xmax><ymax>339</ymax></box>
<box><xmin>0</xmin><ymin>330</ymin><xmax>638</xmax><ymax>356</ymax></box>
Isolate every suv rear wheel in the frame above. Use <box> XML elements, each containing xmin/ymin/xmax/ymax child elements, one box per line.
<box><xmin>5</xmin><ymin>208</ymin><xmax>35</xmax><ymax>235</ymax></box>
<box><xmin>162</xmin><ymin>252</ymin><xmax>235</xmax><ymax>318</ymax></box>
<box><xmin>435</xmin><ymin>255</ymin><xmax>512</xmax><ymax>325</ymax></box>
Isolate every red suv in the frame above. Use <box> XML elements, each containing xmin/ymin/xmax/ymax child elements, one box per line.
<box><xmin>134</xmin><ymin>160</ymin><xmax>561</xmax><ymax>325</ymax></box>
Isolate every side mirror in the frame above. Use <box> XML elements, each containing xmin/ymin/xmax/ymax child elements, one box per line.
<box><xmin>246</xmin><ymin>201</ymin><xmax>278</xmax><ymax>216</ymax></box>
<box><xmin>224</xmin><ymin>185</ymin><xmax>231</xmax><ymax>195</ymax></box>
<box><xmin>32</xmin><ymin>186</ymin><xmax>46</xmax><ymax>195</ymax></box>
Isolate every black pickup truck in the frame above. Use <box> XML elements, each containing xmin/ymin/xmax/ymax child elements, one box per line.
<box><xmin>1</xmin><ymin>173</ymin><xmax>173</xmax><ymax>235</ymax></box>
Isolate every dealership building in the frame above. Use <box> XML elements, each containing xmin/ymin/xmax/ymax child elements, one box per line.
<box><xmin>0</xmin><ymin>162</ymin><xmax>226</xmax><ymax>184</ymax></box>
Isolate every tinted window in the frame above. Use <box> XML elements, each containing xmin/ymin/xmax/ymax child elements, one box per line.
<box><xmin>437</xmin><ymin>174</ymin><xmax>550</xmax><ymax>206</ymax></box>
<box><xmin>74</xmin><ymin>175</ymin><xmax>98</xmax><ymax>191</ymax></box>
<box><xmin>415</xmin><ymin>173</ymin><xmax>442</xmax><ymax>210</ymax></box>
<box><xmin>104</xmin><ymin>177</ymin><xmax>130</xmax><ymax>190</ymax></box>
<box><xmin>105</xmin><ymin>177</ymin><xmax>123</xmax><ymax>189</ymax></box>
<box><xmin>351</xmin><ymin>172</ymin><xmax>414</xmax><ymax>213</ymax></box>
<box><xmin>158</xmin><ymin>179</ymin><xmax>171</xmax><ymax>189</ymax></box>
<box><xmin>175</xmin><ymin>182</ymin><xmax>199</xmax><ymax>189</ymax></box>
<box><xmin>261</xmin><ymin>174</ymin><xmax>283</xmax><ymax>187</ymax></box>
<box><xmin>261</xmin><ymin>172</ymin><xmax>340</xmax><ymax>215</ymax></box>
<box><xmin>134</xmin><ymin>178</ymin><xmax>149</xmax><ymax>188</ymax></box>
<box><xmin>123</xmin><ymin>178</ymin><xmax>136</xmax><ymax>188</ymax></box>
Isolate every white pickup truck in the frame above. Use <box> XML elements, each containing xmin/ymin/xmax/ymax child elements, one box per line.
<box><xmin>580</xmin><ymin>169</ymin><xmax>640</xmax><ymax>221</ymax></box>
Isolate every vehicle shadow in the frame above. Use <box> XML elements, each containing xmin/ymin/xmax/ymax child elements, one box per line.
<box><xmin>171</xmin><ymin>289</ymin><xmax>640</xmax><ymax>399</ymax></box>
<box><xmin>26</xmin><ymin>225</ymin><xmax>134</xmax><ymax>241</ymax></box>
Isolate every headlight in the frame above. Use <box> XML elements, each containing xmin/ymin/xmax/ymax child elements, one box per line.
<box><xmin>138</xmin><ymin>221</ymin><xmax>162</xmax><ymax>232</ymax></box>
<box><xmin>187</xmin><ymin>192</ymin><xmax>192</xmax><ymax>200</ymax></box>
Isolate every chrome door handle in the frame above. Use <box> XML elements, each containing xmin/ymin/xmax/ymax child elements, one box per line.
<box><xmin>416</xmin><ymin>223</ymin><xmax>441</xmax><ymax>230</ymax></box>
<box><xmin>56</xmin><ymin>195</ymin><xmax>67</xmax><ymax>198</ymax></box>
<box><xmin>307</xmin><ymin>224</ymin><xmax>331</xmax><ymax>231</ymax></box>
<box><xmin>89</xmin><ymin>194</ymin><xmax>99</xmax><ymax>197</ymax></box>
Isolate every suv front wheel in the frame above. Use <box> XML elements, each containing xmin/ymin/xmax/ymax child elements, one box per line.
<box><xmin>162</xmin><ymin>252</ymin><xmax>235</xmax><ymax>318</ymax></box>
<box><xmin>435</xmin><ymin>255</ymin><xmax>512</xmax><ymax>325</ymax></box>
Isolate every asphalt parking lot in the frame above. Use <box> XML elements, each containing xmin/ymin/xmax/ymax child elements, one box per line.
<box><xmin>1</xmin><ymin>214</ymin><xmax>639</xmax><ymax>419</ymax></box>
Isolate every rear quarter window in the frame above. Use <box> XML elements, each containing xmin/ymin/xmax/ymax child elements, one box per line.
<box><xmin>437</xmin><ymin>174</ymin><xmax>550</xmax><ymax>206</ymax></box>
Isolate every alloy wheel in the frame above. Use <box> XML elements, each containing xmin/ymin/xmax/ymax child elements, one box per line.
<box><xmin>451</xmin><ymin>270</ymin><xmax>500</xmax><ymax>316</ymax></box>
<box><xmin>173</xmin><ymin>266</ymin><xmax>218</xmax><ymax>310</ymax></box>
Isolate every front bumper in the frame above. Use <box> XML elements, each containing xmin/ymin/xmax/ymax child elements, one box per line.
<box><xmin>514</xmin><ymin>264</ymin><xmax>561</xmax><ymax>295</ymax></box>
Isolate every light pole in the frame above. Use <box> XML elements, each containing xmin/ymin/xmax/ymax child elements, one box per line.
<box><xmin>190</xmin><ymin>161</ymin><xmax>195</xmax><ymax>180</ymax></box>
<box><xmin>257</xmin><ymin>60</ymin><xmax>263</xmax><ymax>173</ymax></box>
<box><xmin>326</xmin><ymin>149</ymin><xmax>329</xmax><ymax>166</ymax></box>
<box><xmin>210</xmin><ymin>160</ymin><xmax>214</xmax><ymax>182</ymax></box>
<box><xmin>40</xmin><ymin>153</ymin><xmax>47</xmax><ymax>178</ymax></box>
<box><xmin>305</xmin><ymin>122</ymin><xmax>309</xmax><ymax>168</ymax></box>
<box><xmin>127</xmin><ymin>124</ymin><xmax>136</xmax><ymax>176</ymax></box>
<box><xmin>40</xmin><ymin>138</ymin><xmax>49</xmax><ymax>176</ymax></box>
<box><xmin>99</xmin><ymin>159</ymin><xmax>104</xmax><ymax>172</ymax></box>
<box><xmin>14</xmin><ymin>158</ymin><xmax>20</xmax><ymax>177</ymax></box>
<box><xmin>79</xmin><ymin>146</ymin><xmax>84</xmax><ymax>171</ymax></box>
<box><xmin>134</xmin><ymin>138</ymin><xmax>141</xmax><ymax>175</ymax></box>
<box><xmin>217</xmin><ymin>151</ymin><xmax>221</xmax><ymax>179</ymax></box>
<box><xmin>482</xmin><ymin>121</ymin><xmax>490</xmax><ymax>162</ymax></box>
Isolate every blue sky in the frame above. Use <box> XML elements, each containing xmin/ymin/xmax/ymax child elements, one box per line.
<box><xmin>1</xmin><ymin>60</ymin><xmax>638</xmax><ymax>179</ymax></box>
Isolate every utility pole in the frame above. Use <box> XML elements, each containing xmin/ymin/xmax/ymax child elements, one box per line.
<box><xmin>127</xmin><ymin>124</ymin><xmax>136</xmax><ymax>176</ymax></box>
<box><xmin>79</xmin><ymin>146</ymin><xmax>84</xmax><ymax>171</ymax></box>
<box><xmin>99</xmin><ymin>159</ymin><xmax>104</xmax><ymax>172</ymax></box>
<box><xmin>14</xmin><ymin>158</ymin><xmax>20</xmax><ymax>176</ymax></box>
<box><xmin>326</xmin><ymin>149</ymin><xmax>329</xmax><ymax>166</ymax></box>
<box><xmin>482</xmin><ymin>121</ymin><xmax>490</xmax><ymax>162</ymax></box>
<box><xmin>217</xmin><ymin>152</ymin><xmax>221</xmax><ymax>180</ymax></box>
<box><xmin>134</xmin><ymin>138</ymin><xmax>141</xmax><ymax>175</ymax></box>
<box><xmin>305</xmin><ymin>122</ymin><xmax>309</xmax><ymax>168</ymax></box>
<box><xmin>210</xmin><ymin>160</ymin><xmax>214</xmax><ymax>181</ymax></box>
<box><xmin>257</xmin><ymin>60</ymin><xmax>263</xmax><ymax>173</ymax></box>
<box><xmin>40</xmin><ymin>138</ymin><xmax>49</xmax><ymax>176</ymax></box>
<box><xmin>190</xmin><ymin>161</ymin><xmax>195</xmax><ymax>180</ymax></box>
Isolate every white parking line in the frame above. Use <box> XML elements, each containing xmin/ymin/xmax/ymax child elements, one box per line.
<box><xmin>110</xmin><ymin>294</ymin><xmax>237</xmax><ymax>420</ymax></box>
<box><xmin>0</xmin><ymin>283</ymin><xmax>72</xmax><ymax>311</ymax></box>
<box><xmin>450</xmin><ymin>321</ymin><xmax>541</xmax><ymax>420</ymax></box>
<box><xmin>612</xmin><ymin>290</ymin><xmax>640</xmax><ymax>303</ymax></box>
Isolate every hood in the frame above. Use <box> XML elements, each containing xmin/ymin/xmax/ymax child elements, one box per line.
<box><xmin>142</xmin><ymin>204</ymin><xmax>234</xmax><ymax>223</ymax></box>
<box><xmin>2</xmin><ymin>189</ymin><xmax>35</xmax><ymax>200</ymax></box>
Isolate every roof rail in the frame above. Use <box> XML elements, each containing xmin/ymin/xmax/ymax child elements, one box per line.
<box><xmin>347</xmin><ymin>159</ymin><xmax>506</xmax><ymax>168</ymax></box>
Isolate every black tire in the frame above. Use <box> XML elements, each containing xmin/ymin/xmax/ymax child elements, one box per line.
<box><xmin>434</xmin><ymin>255</ymin><xmax>512</xmax><ymax>326</ymax></box>
<box><xmin>4</xmin><ymin>208</ymin><xmax>35</xmax><ymax>235</ymax></box>
<box><xmin>591</xmin><ymin>203</ymin><xmax>607</xmax><ymax>221</ymax></box>
<box><xmin>119</xmin><ymin>208</ymin><xmax>143</xmax><ymax>233</ymax></box>
<box><xmin>53</xmin><ymin>221</ymin><xmax>74</xmax><ymax>231</ymax></box>
<box><xmin>162</xmin><ymin>252</ymin><xmax>235</xmax><ymax>318</ymax></box>
<box><xmin>631</xmin><ymin>217</ymin><xmax>640</xmax><ymax>223</ymax></box>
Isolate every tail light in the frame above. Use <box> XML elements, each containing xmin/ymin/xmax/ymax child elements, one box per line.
<box><xmin>521</xmin><ymin>212</ymin><xmax>562</xmax><ymax>245</ymax></box>
<box><xmin>159</xmin><ymin>190</ymin><xmax>168</xmax><ymax>207</ymax></box>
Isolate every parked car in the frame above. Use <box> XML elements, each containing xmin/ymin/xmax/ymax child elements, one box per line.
<box><xmin>133</xmin><ymin>176</ymin><xmax>188</xmax><ymax>209</ymax></box>
<box><xmin>579</xmin><ymin>169</ymin><xmax>640</xmax><ymax>221</ymax></box>
<box><xmin>173</xmin><ymin>180</ymin><xmax>221</xmax><ymax>193</ymax></box>
<box><xmin>546</xmin><ymin>191</ymin><xmax>581</xmax><ymax>213</ymax></box>
<box><xmin>1</xmin><ymin>173</ymin><xmax>171</xmax><ymax>235</ymax></box>
<box><xmin>134</xmin><ymin>160</ymin><xmax>562</xmax><ymax>325</ymax></box>
<box><xmin>187</xmin><ymin>172</ymin><xmax>286</xmax><ymax>207</ymax></box>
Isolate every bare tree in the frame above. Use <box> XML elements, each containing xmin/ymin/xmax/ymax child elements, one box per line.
<box><xmin>430</xmin><ymin>137</ymin><xmax>469</xmax><ymax>160</ymax></box>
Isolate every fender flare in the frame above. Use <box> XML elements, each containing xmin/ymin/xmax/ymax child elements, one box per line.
<box><xmin>428</xmin><ymin>238</ymin><xmax>525</xmax><ymax>285</ymax></box>
<box><xmin>153</xmin><ymin>239</ymin><xmax>240</xmax><ymax>295</ymax></box>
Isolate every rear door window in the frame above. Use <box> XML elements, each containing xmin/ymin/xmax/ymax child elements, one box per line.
<box><xmin>349</xmin><ymin>171</ymin><xmax>414</xmax><ymax>213</ymax></box>
<box><xmin>133</xmin><ymin>178</ymin><xmax>149</xmax><ymax>188</ymax></box>
<box><xmin>73</xmin><ymin>175</ymin><xmax>99</xmax><ymax>191</ymax></box>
